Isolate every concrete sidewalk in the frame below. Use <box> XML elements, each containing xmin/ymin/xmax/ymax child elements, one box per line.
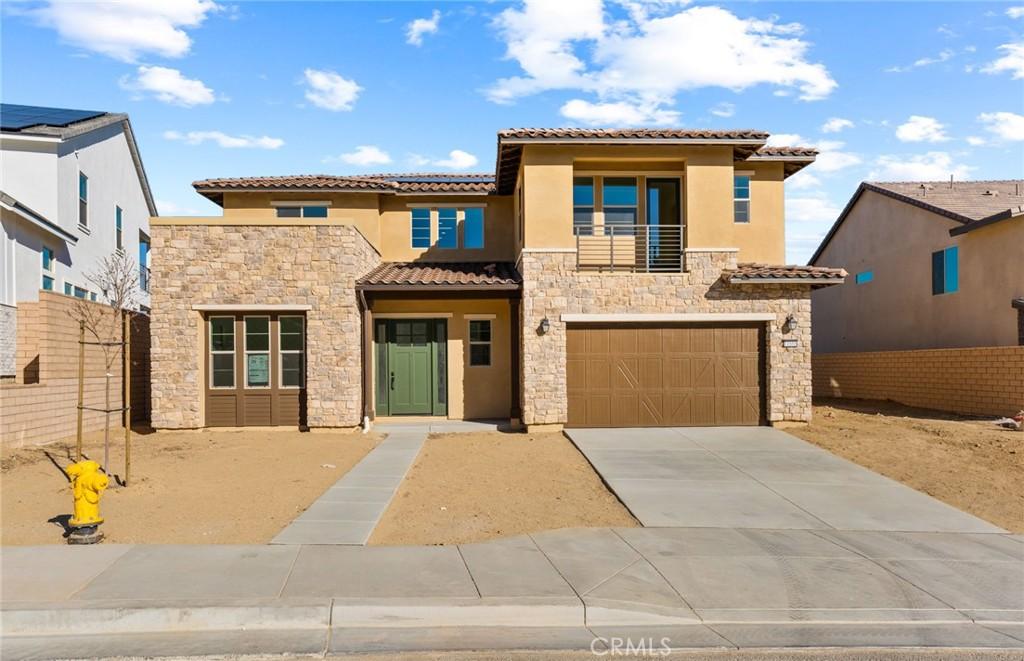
<box><xmin>3</xmin><ymin>528</ymin><xmax>1022</xmax><ymax>658</ymax></box>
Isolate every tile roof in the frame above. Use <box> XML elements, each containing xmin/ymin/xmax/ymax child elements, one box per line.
<box><xmin>723</xmin><ymin>263</ymin><xmax>847</xmax><ymax>285</ymax></box>
<box><xmin>752</xmin><ymin>146</ymin><xmax>819</xmax><ymax>158</ymax></box>
<box><xmin>809</xmin><ymin>180</ymin><xmax>1024</xmax><ymax>265</ymax></box>
<box><xmin>357</xmin><ymin>262</ymin><xmax>521</xmax><ymax>289</ymax></box>
<box><xmin>193</xmin><ymin>173</ymin><xmax>496</xmax><ymax>203</ymax></box>
<box><xmin>498</xmin><ymin>128</ymin><xmax>770</xmax><ymax>141</ymax></box>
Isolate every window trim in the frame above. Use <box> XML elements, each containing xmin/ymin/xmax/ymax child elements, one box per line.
<box><xmin>208</xmin><ymin>316</ymin><xmax>236</xmax><ymax>390</ymax></box>
<box><xmin>41</xmin><ymin>246</ymin><xmax>55</xmax><ymax>291</ymax></box>
<box><xmin>78</xmin><ymin>172</ymin><xmax>88</xmax><ymax>228</ymax></box>
<box><xmin>274</xmin><ymin>205</ymin><xmax>329</xmax><ymax>218</ymax></box>
<box><xmin>854</xmin><ymin>270</ymin><xmax>873</xmax><ymax>285</ymax></box>
<box><xmin>932</xmin><ymin>246</ymin><xmax>959</xmax><ymax>296</ymax></box>
<box><xmin>573</xmin><ymin>176</ymin><xmax>595</xmax><ymax>236</ymax></box>
<box><xmin>733</xmin><ymin>174</ymin><xmax>751</xmax><ymax>224</ymax></box>
<box><xmin>601</xmin><ymin>176</ymin><xmax>639</xmax><ymax>229</ymax></box>
<box><xmin>467</xmin><ymin>318</ymin><xmax>492</xmax><ymax>368</ymax></box>
<box><xmin>278</xmin><ymin>315</ymin><xmax>305</xmax><ymax>389</ymax></box>
<box><xmin>411</xmin><ymin>207</ymin><xmax>432</xmax><ymax>249</ymax></box>
<box><xmin>115</xmin><ymin>205</ymin><xmax>123</xmax><ymax>251</ymax></box>
<box><xmin>243</xmin><ymin>315</ymin><xmax>272</xmax><ymax>390</ymax></box>
<box><xmin>437</xmin><ymin>207</ymin><xmax>458</xmax><ymax>249</ymax></box>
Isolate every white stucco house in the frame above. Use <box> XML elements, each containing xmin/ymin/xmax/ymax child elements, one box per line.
<box><xmin>0</xmin><ymin>104</ymin><xmax>157</xmax><ymax>376</ymax></box>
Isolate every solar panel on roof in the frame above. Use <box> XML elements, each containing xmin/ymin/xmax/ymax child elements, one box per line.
<box><xmin>0</xmin><ymin>104</ymin><xmax>106</xmax><ymax>131</ymax></box>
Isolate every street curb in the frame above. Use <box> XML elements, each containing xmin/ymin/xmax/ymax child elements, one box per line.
<box><xmin>331</xmin><ymin>596</ymin><xmax>583</xmax><ymax>628</ymax></box>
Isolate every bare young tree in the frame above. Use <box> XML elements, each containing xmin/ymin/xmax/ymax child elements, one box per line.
<box><xmin>68</xmin><ymin>251</ymin><xmax>139</xmax><ymax>473</ymax></box>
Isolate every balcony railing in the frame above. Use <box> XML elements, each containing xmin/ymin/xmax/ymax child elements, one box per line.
<box><xmin>575</xmin><ymin>223</ymin><xmax>685</xmax><ymax>273</ymax></box>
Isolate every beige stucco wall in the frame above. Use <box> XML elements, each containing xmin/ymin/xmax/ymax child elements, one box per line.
<box><xmin>812</xmin><ymin>191</ymin><xmax>1023</xmax><ymax>352</ymax></box>
<box><xmin>377</xmin><ymin>195</ymin><xmax>515</xmax><ymax>263</ymax></box>
<box><xmin>219</xmin><ymin>192</ymin><xmax>383</xmax><ymax>249</ymax></box>
<box><xmin>518</xmin><ymin>144</ymin><xmax>786</xmax><ymax>264</ymax></box>
<box><xmin>150</xmin><ymin>223</ymin><xmax>380</xmax><ymax>429</ymax></box>
<box><xmin>519</xmin><ymin>249</ymin><xmax>814</xmax><ymax>427</ymax></box>
<box><xmin>370</xmin><ymin>298</ymin><xmax>512</xmax><ymax>420</ymax></box>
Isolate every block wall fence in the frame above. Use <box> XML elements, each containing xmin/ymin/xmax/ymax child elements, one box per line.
<box><xmin>812</xmin><ymin>346</ymin><xmax>1024</xmax><ymax>417</ymax></box>
<box><xmin>0</xmin><ymin>291</ymin><xmax>150</xmax><ymax>448</ymax></box>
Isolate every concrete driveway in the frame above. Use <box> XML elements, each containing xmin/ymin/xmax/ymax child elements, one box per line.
<box><xmin>565</xmin><ymin>427</ymin><xmax>1004</xmax><ymax>533</ymax></box>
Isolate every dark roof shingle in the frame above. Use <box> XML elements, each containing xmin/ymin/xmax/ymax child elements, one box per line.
<box><xmin>357</xmin><ymin>262</ymin><xmax>521</xmax><ymax>289</ymax></box>
<box><xmin>867</xmin><ymin>180</ymin><xmax>1024</xmax><ymax>223</ymax></box>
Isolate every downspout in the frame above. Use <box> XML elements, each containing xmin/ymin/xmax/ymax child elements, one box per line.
<box><xmin>357</xmin><ymin>288</ymin><xmax>372</xmax><ymax>434</ymax></box>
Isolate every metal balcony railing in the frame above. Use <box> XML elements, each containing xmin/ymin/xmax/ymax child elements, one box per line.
<box><xmin>574</xmin><ymin>223</ymin><xmax>685</xmax><ymax>273</ymax></box>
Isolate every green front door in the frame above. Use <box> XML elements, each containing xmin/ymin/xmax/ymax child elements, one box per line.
<box><xmin>376</xmin><ymin>319</ymin><xmax>447</xmax><ymax>416</ymax></box>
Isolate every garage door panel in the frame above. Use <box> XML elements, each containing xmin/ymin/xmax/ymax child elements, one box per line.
<box><xmin>566</xmin><ymin>324</ymin><xmax>763</xmax><ymax>428</ymax></box>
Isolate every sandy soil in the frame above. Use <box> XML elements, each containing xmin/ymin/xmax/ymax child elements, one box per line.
<box><xmin>370</xmin><ymin>431</ymin><xmax>638</xmax><ymax>545</ymax></box>
<box><xmin>790</xmin><ymin>399</ymin><xmax>1024</xmax><ymax>533</ymax></box>
<box><xmin>2</xmin><ymin>428</ymin><xmax>380</xmax><ymax>545</ymax></box>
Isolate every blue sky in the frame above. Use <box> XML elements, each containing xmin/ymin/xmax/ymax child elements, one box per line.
<box><xmin>3</xmin><ymin>1</ymin><xmax>1023</xmax><ymax>263</ymax></box>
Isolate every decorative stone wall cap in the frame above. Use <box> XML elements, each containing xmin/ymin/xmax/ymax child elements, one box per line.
<box><xmin>191</xmin><ymin>304</ymin><xmax>313</xmax><ymax>311</ymax></box>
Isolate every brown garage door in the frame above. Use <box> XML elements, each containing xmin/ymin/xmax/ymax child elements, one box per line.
<box><xmin>204</xmin><ymin>313</ymin><xmax>306</xmax><ymax>427</ymax></box>
<box><xmin>566</xmin><ymin>324</ymin><xmax>764</xmax><ymax>427</ymax></box>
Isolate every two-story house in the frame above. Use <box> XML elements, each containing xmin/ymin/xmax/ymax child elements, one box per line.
<box><xmin>150</xmin><ymin>128</ymin><xmax>845</xmax><ymax>432</ymax></box>
<box><xmin>0</xmin><ymin>104</ymin><xmax>156</xmax><ymax>377</ymax></box>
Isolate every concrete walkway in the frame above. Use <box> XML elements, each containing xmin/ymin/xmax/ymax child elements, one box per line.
<box><xmin>3</xmin><ymin>528</ymin><xmax>1022</xmax><ymax>658</ymax></box>
<box><xmin>566</xmin><ymin>427</ymin><xmax>1005</xmax><ymax>533</ymax></box>
<box><xmin>271</xmin><ymin>428</ymin><xmax>427</xmax><ymax>544</ymax></box>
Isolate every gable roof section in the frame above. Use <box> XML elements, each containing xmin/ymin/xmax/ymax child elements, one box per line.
<box><xmin>1</xmin><ymin>103</ymin><xmax>157</xmax><ymax>217</ymax></box>
<box><xmin>809</xmin><ymin>180</ymin><xmax>1024</xmax><ymax>265</ymax></box>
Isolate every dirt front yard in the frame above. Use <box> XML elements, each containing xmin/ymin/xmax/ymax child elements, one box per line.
<box><xmin>2</xmin><ymin>428</ymin><xmax>380</xmax><ymax>545</ymax></box>
<box><xmin>370</xmin><ymin>431</ymin><xmax>638</xmax><ymax>545</ymax></box>
<box><xmin>790</xmin><ymin>399</ymin><xmax>1024</xmax><ymax>533</ymax></box>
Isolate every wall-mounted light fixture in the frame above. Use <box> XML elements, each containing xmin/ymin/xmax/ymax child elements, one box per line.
<box><xmin>783</xmin><ymin>314</ymin><xmax>797</xmax><ymax>333</ymax></box>
<box><xmin>539</xmin><ymin>317</ymin><xmax>551</xmax><ymax>335</ymax></box>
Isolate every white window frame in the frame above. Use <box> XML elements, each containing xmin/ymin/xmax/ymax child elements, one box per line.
<box><xmin>467</xmin><ymin>318</ymin><xmax>492</xmax><ymax>368</ymax></box>
<box><xmin>278</xmin><ymin>315</ymin><xmax>304</xmax><ymax>389</ymax></box>
<box><xmin>41</xmin><ymin>245</ymin><xmax>55</xmax><ymax>291</ymax></box>
<box><xmin>209</xmin><ymin>316</ymin><xmax>236</xmax><ymax>390</ymax></box>
<box><xmin>410</xmin><ymin>207</ymin><xmax>433</xmax><ymax>249</ymax></box>
<box><xmin>78</xmin><ymin>172</ymin><xmax>88</xmax><ymax>229</ymax></box>
<box><xmin>734</xmin><ymin>173</ymin><xmax>752</xmax><ymax>224</ymax></box>
<box><xmin>243</xmin><ymin>315</ymin><xmax>272</xmax><ymax>389</ymax></box>
<box><xmin>115</xmin><ymin>205</ymin><xmax>123</xmax><ymax>252</ymax></box>
<box><xmin>274</xmin><ymin>205</ymin><xmax>330</xmax><ymax>218</ymax></box>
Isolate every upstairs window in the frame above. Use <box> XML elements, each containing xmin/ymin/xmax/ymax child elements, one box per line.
<box><xmin>78</xmin><ymin>172</ymin><xmax>88</xmax><ymax>228</ymax></box>
<box><xmin>602</xmin><ymin>177</ymin><xmax>638</xmax><ymax>228</ymax></box>
<box><xmin>437</xmin><ymin>208</ymin><xmax>458</xmax><ymax>248</ymax></box>
<box><xmin>275</xmin><ymin>205</ymin><xmax>328</xmax><ymax>218</ymax></box>
<box><xmin>64</xmin><ymin>282</ymin><xmax>89</xmax><ymax>299</ymax></box>
<box><xmin>115</xmin><ymin>206</ymin><xmax>123</xmax><ymax>251</ymax></box>
<box><xmin>855</xmin><ymin>271</ymin><xmax>873</xmax><ymax>284</ymax></box>
<box><xmin>573</xmin><ymin>177</ymin><xmax>594</xmax><ymax>235</ymax></box>
<box><xmin>41</xmin><ymin>246</ymin><xmax>55</xmax><ymax>291</ymax></box>
<box><xmin>463</xmin><ymin>208</ymin><xmax>485</xmax><ymax>249</ymax></box>
<box><xmin>411</xmin><ymin>208</ymin><xmax>431</xmax><ymax>248</ymax></box>
<box><xmin>932</xmin><ymin>246</ymin><xmax>958</xmax><ymax>295</ymax></box>
<box><xmin>734</xmin><ymin>175</ymin><xmax>751</xmax><ymax>223</ymax></box>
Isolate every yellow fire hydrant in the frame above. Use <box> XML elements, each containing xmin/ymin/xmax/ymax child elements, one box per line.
<box><xmin>66</xmin><ymin>460</ymin><xmax>108</xmax><ymax>544</ymax></box>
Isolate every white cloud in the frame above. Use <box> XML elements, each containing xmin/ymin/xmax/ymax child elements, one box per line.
<box><xmin>982</xmin><ymin>42</ymin><xmax>1024</xmax><ymax>79</ymax></box>
<box><xmin>870</xmin><ymin>152</ymin><xmax>974</xmax><ymax>181</ymax></box>
<box><xmin>821</xmin><ymin>117</ymin><xmax>854</xmax><ymax>133</ymax></box>
<box><xmin>784</xmin><ymin>191</ymin><xmax>841</xmax><ymax>263</ymax></box>
<box><xmin>163</xmin><ymin>130</ymin><xmax>284</xmax><ymax>149</ymax></box>
<box><xmin>561</xmin><ymin>98</ymin><xmax>679</xmax><ymax>126</ymax></box>
<box><xmin>29</xmin><ymin>0</ymin><xmax>220</xmax><ymax>62</ymax></box>
<box><xmin>786</xmin><ymin>170</ymin><xmax>821</xmax><ymax>190</ymax></box>
<box><xmin>434</xmin><ymin>149</ymin><xmax>479</xmax><ymax>170</ymax></box>
<box><xmin>303</xmin><ymin>68</ymin><xmax>361</xmax><ymax>111</ymax></box>
<box><xmin>120</xmin><ymin>66</ymin><xmax>215</xmax><ymax>107</ymax></box>
<box><xmin>327</xmin><ymin>145</ymin><xmax>392</xmax><ymax>166</ymax></box>
<box><xmin>710</xmin><ymin>102</ymin><xmax>736</xmax><ymax>118</ymax></box>
<box><xmin>786</xmin><ymin>192</ymin><xmax>840</xmax><ymax>223</ymax></box>
<box><xmin>406</xmin><ymin>9</ymin><xmax>441</xmax><ymax>46</ymax></box>
<box><xmin>966</xmin><ymin>136</ymin><xmax>987</xmax><ymax>146</ymax></box>
<box><xmin>767</xmin><ymin>134</ymin><xmax>862</xmax><ymax>173</ymax></box>
<box><xmin>487</xmin><ymin>2</ymin><xmax>835</xmax><ymax>121</ymax></box>
<box><xmin>155</xmin><ymin>198</ymin><xmax>203</xmax><ymax>215</ymax></box>
<box><xmin>978</xmin><ymin>111</ymin><xmax>1024</xmax><ymax>141</ymax></box>
<box><xmin>886</xmin><ymin>48</ymin><xmax>954</xmax><ymax>73</ymax></box>
<box><xmin>895</xmin><ymin>115</ymin><xmax>950</xmax><ymax>143</ymax></box>
<box><xmin>1007</xmin><ymin>7</ymin><xmax>1024</xmax><ymax>19</ymax></box>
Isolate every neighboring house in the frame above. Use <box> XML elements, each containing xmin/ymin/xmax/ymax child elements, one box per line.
<box><xmin>809</xmin><ymin>180</ymin><xmax>1024</xmax><ymax>352</ymax></box>
<box><xmin>150</xmin><ymin>128</ymin><xmax>845</xmax><ymax>432</ymax></box>
<box><xmin>808</xmin><ymin>180</ymin><xmax>1024</xmax><ymax>418</ymax></box>
<box><xmin>0</xmin><ymin>104</ymin><xmax>156</xmax><ymax>377</ymax></box>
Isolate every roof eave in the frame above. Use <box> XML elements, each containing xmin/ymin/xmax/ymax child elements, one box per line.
<box><xmin>727</xmin><ymin>276</ymin><xmax>846</xmax><ymax>286</ymax></box>
<box><xmin>355</xmin><ymin>283</ymin><xmax>522</xmax><ymax>292</ymax></box>
<box><xmin>949</xmin><ymin>209</ymin><xmax>1022</xmax><ymax>236</ymax></box>
<box><xmin>0</xmin><ymin>191</ymin><xmax>79</xmax><ymax>244</ymax></box>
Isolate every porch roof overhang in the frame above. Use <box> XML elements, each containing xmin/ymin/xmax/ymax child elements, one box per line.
<box><xmin>356</xmin><ymin>261</ymin><xmax>522</xmax><ymax>293</ymax></box>
<box><xmin>0</xmin><ymin>191</ymin><xmax>78</xmax><ymax>244</ymax></box>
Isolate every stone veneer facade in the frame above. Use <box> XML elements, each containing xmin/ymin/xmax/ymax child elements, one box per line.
<box><xmin>150</xmin><ymin>224</ymin><xmax>380</xmax><ymax>429</ymax></box>
<box><xmin>519</xmin><ymin>249</ymin><xmax>813</xmax><ymax>426</ymax></box>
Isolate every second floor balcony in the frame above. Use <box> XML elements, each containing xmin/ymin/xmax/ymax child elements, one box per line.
<box><xmin>574</xmin><ymin>223</ymin><xmax>685</xmax><ymax>273</ymax></box>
